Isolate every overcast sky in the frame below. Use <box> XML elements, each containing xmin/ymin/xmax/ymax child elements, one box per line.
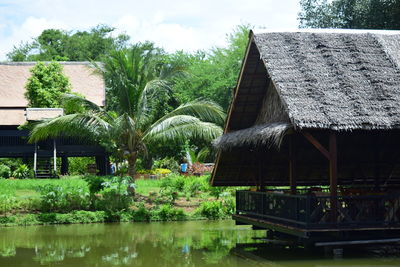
<box><xmin>0</xmin><ymin>0</ymin><xmax>301</xmax><ymax>60</ymax></box>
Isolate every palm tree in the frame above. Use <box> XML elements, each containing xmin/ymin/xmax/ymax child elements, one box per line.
<box><xmin>29</xmin><ymin>44</ymin><xmax>225</xmax><ymax>178</ymax></box>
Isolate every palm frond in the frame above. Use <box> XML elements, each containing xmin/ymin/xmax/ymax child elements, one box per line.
<box><xmin>29</xmin><ymin>113</ymin><xmax>110</xmax><ymax>143</ymax></box>
<box><xmin>143</xmin><ymin>115</ymin><xmax>223</xmax><ymax>144</ymax></box>
<box><xmin>152</xmin><ymin>100</ymin><xmax>226</xmax><ymax>127</ymax></box>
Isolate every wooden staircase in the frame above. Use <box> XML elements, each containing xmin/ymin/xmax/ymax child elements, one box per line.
<box><xmin>35</xmin><ymin>157</ymin><xmax>54</xmax><ymax>178</ymax></box>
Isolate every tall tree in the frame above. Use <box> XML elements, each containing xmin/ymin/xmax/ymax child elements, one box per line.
<box><xmin>25</xmin><ymin>62</ymin><xmax>71</xmax><ymax>108</ymax></box>
<box><xmin>7</xmin><ymin>25</ymin><xmax>130</xmax><ymax>61</ymax></box>
<box><xmin>171</xmin><ymin>25</ymin><xmax>250</xmax><ymax>111</ymax></box>
<box><xmin>29</xmin><ymin>45</ymin><xmax>225</xmax><ymax>178</ymax></box>
<box><xmin>299</xmin><ymin>0</ymin><xmax>400</xmax><ymax>29</ymax></box>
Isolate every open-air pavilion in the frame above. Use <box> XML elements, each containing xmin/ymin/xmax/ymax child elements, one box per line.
<box><xmin>212</xmin><ymin>30</ymin><xmax>400</xmax><ymax>246</ymax></box>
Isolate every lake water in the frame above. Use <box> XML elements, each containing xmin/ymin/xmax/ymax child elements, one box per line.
<box><xmin>0</xmin><ymin>220</ymin><xmax>400</xmax><ymax>266</ymax></box>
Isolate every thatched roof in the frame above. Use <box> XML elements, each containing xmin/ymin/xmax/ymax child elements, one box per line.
<box><xmin>0</xmin><ymin>62</ymin><xmax>105</xmax><ymax>125</ymax></box>
<box><xmin>214</xmin><ymin>30</ymin><xmax>400</xmax><ymax>151</ymax></box>
<box><xmin>254</xmin><ymin>30</ymin><xmax>400</xmax><ymax>131</ymax></box>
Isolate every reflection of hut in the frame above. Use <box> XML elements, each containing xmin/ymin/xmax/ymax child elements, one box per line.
<box><xmin>0</xmin><ymin>62</ymin><xmax>110</xmax><ymax>177</ymax></box>
<box><xmin>212</xmin><ymin>30</ymin><xmax>400</xmax><ymax>246</ymax></box>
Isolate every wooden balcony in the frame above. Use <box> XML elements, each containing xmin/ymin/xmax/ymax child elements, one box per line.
<box><xmin>235</xmin><ymin>190</ymin><xmax>400</xmax><ymax>240</ymax></box>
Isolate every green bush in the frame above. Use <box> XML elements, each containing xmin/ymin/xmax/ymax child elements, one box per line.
<box><xmin>68</xmin><ymin>157</ymin><xmax>95</xmax><ymax>175</ymax></box>
<box><xmin>0</xmin><ymin>195</ymin><xmax>20</xmax><ymax>214</ymax></box>
<box><xmin>84</xmin><ymin>175</ymin><xmax>107</xmax><ymax>194</ymax></box>
<box><xmin>12</xmin><ymin>164</ymin><xmax>33</xmax><ymax>179</ymax></box>
<box><xmin>0</xmin><ymin>216</ymin><xmax>16</xmax><ymax>224</ymax></box>
<box><xmin>38</xmin><ymin>184</ymin><xmax>90</xmax><ymax>212</ymax></box>
<box><xmin>156</xmin><ymin>204</ymin><xmax>186</xmax><ymax>221</ymax></box>
<box><xmin>0</xmin><ymin>164</ymin><xmax>11</xmax><ymax>178</ymax></box>
<box><xmin>94</xmin><ymin>176</ymin><xmax>135</xmax><ymax>212</ymax></box>
<box><xmin>196</xmin><ymin>201</ymin><xmax>224</xmax><ymax>219</ymax></box>
<box><xmin>132</xmin><ymin>203</ymin><xmax>151</xmax><ymax>221</ymax></box>
<box><xmin>153</xmin><ymin>157</ymin><xmax>179</xmax><ymax>172</ymax></box>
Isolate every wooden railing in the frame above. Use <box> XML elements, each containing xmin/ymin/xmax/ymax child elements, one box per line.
<box><xmin>236</xmin><ymin>190</ymin><xmax>400</xmax><ymax>229</ymax></box>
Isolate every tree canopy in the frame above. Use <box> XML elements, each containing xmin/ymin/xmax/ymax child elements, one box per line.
<box><xmin>25</xmin><ymin>62</ymin><xmax>71</xmax><ymax>108</ymax></box>
<box><xmin>299</xmin><ymin>0</ymin><xmax>400</xmax><ymax>29</ymax></box>
<box><xmin>7</xmin><ymin>25</ymin><xmax>130</xmax><ymax>61</ymax></box>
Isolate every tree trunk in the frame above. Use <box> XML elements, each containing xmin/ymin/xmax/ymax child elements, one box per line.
<box><xmin>127</xmin><ymin>152</ymin><xmax>137</xmax><ymax>180</ymax></box>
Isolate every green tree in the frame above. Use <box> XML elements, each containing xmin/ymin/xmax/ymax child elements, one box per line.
<box><xmin>171</xmin><ymin>25</ymin><xmax>249</xmax><ymax>110</ymax></box>
<box><xmin>25</xmin><ymin>62</ymin><xmax>71</xmax><ymax>108</ymax></box>
<box><xmin>7</xmin><ymin>25</ymin><xmax>130</xmax><ymax>61</ymax></box>
<box><xmin>28</xmin><ymin>45</ymin><xmax>225</xmax><ymax>178</ymax></box>
<box><xmin>299</xmin><ymin>0</ymin><xmax>400</xmax><ymax>29</ymax></box>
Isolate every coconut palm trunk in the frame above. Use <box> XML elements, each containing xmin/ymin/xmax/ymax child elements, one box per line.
<box><xmin>127</xmin><ymin>152</ymin><xmax>137</xmax><ymax>178</ymax></box>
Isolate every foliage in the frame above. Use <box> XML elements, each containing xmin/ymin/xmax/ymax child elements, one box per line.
<box><xmin>7</xmin><ymin>25</ymin><xmax>130</xmax><ymax>61</ymax></box>
<box><xmin>94</xmin><ymin>176</ymin><xmax>135</xmax><ymax>211</ymax></box>
<box><xmin>29</xmin><ymin>45</ymin><xmax>225</xmax><ymax>178</ymax></box>
<box><xmin>68</xmin><ymin>157</ymin><xmax>96</xmax><ymax>175</ymax></box>
<box><xmin>84</xmin><ymin>175</ymin><xmax>107</xmax><ymax>194</ymax></box>
<box><xmin>0</xmin><ymin>195</ymin><xmax>20</xmax><ymax>214</ymax></box>
<box><xmin>25</xmin><ymin>62</ymin><xmax>71</xmax><ymax>108</ymax></box>
<box><xmin>152</xmin><ymin>157</ymin><xmax>180</xmax><ymax>172</ymax></box>
<box><xmin>196</xmin><ymin>201</ymin><xmax>225</xmax><ymax>219</ymax></box>
<box><xmin>131</xmin><ymin>203</ymin><xmax>151</xmax><ymax>221</ymax></box>
<box><xmin>156</xmin><ymin>204</ymin><xmax>186</xmax><ymax>221</ymax></box>
<box><xmin>171</xmin><ymin>25</ymin><xmax>250</xmax><ymax>110</ymax></box>
<box><xmin>38</xmin><ymin>184</ymin><xmax>90</xmax><ymax>212</ymax></box>
<box><xmin>299</xmin><ymin>0</ymin><xmax>400</xmax><ymax>29</ymax></box>
<box><xmin>12</xmin><ymin>164</ymin><xmax>33</xmax><ymax>179</ymax></box>
<box><xmin>0</xmin><ymin>165</ymin><xmax>11</xmax><ymax>178</ymax></box>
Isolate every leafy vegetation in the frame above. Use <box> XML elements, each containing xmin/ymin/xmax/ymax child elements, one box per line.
<box><xmin>0</xmin><ymin>174</ymin><xmax>237</xmax><ymax>225</ymax></box>
<box><xmin>28</xmin><ymin>45</ymin><xmax>225</xmax><ymax>179</ymax></box>
<box><xmin>7</xmin><ymin>25</ymin><xmax>129</xmax><ymax>61</ymax></box>
<box><xmin>299</xmin><ymin>0</ymin><xmax>400</xmax><ymax>29</ymax></box>
<box><xmin>25</xmin><ymin>62</ymin><xmax>71</xmax><ymax>108</ymax></box>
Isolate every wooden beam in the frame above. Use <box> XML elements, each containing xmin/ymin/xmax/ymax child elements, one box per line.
<box><xmin>302</xmin><ymin>131</ymin><xmax>330</xmax><ymax>160</ymax></box>
<box><xmin>329</xmin><ymin>132</ymin><xmax>338</xmax><ymax>222</ymax></box>
<box><xmin>289</xmin><ymin>136</ymin><xmax>296</xmax><ymax>195</ymax></box>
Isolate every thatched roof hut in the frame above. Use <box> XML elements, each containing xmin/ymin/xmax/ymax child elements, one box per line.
<box><xmin>212</xmin><ymin>29</ymin><xmax>400</xmax><ymax>187</ymax></box>
<box><xmin>0</xmin><ymin>62</ymin><xmax>105</xmax><ymax>126</ymax></box>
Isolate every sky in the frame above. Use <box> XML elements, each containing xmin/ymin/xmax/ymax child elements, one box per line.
<box><xmin>0</xmin><ymin>0</ymin><xmax>301</xmax><ymax>60</ymax></box>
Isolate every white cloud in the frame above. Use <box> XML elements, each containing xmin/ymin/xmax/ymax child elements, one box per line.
<box><xmin>0</xmin><ymin>0</ymin><xmax>301</xmax><ymax>60</ymax></box>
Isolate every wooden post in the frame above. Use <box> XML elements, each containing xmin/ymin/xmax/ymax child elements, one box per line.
<box><xmin>329</xmin><ymin>132</ymin><xmax>338</xmax><ymax>222</ymax></box>
<box><xmin>53</xmin><ymin>139</ymin><xmax>57</xmax><ymax>175</ymax></box>
<box><xmin>33</xmin><ymin>142</ymin><xmax>37</xmax><ymax>176</ymax></box>
<box><xmin>289</xmin><ymin>136</ymin><xmax>296</xmax><ymax>195</ymax></box>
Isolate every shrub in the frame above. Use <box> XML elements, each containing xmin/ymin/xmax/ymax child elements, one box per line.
<box><xmin>185</xmin><ymin>179</ymin><xmax>204</xmax><ymax>197</ymax></box>
<box><xmin>0</xmin><ymin>195</ymin><xmax>20</xmax><ymax>214</ymax></box>
<box><xmin>153</xmin><ymin>168</ymin><xmax>171</xmax><ymax>175</ymax></box>
<box><xmin>68</xmin><ymin>157</ymin><xmax>95</xmax><ymax>175</ymax></box>
<box><xmin>132</xmin><ymin>203</ymin><xmax>151</xmax><ymax>221</ymax></box>
<box><xmin>0</xmin><ymin>216</ymin><xmax>16</xmax><ymax>225</ymax></box>
<box><xmin>153</xmin><ymin>157</ymin><xmax>179</xmax><ymax>172</ymax></box>
<box><xmin>38</xmin><ymin>184</ymin><xmax>90</xmax><ymax>212</ymax></box>
<box><xmin>84</xmin><ymin>175</ymin><xmax>107</xmax><ymax>194</ymax></box>
<box><xmin>222</xmin><ymin>198</ymin><xmax>235</xmax><ymax>215</ymax></box>
<box><xmin>0</xmin><ymin>164</ymin><xmax>11</xmax><ymax>178</ymax></box>
<box><xmin>196</xmin><ymin>201</ymin><xmax>224</xmax><ymax>219</ymax></box>
<box><xmin>94</xmin><ymin>176</ymin><xmax>135</xmax><ymax>212</ymax></box>
<box><xmin>12</xmin><ymin>164</ymin><xmax>33</xmax><ymax>179</ymax></box>
<box><xmin>156</xmin><ymin>204</ymin><xmax>186</xmax><ymax>221</ymax></box>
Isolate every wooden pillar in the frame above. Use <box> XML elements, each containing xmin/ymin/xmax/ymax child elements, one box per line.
<box><xmin>61</xmin><ymin>156</ymin><xmax>69</xmax><ymax>175</ymax></box>
<box><xmin>289</xmin><ymin>135</ymin><xmax>296</xmax><ymax>195</ymax></box>
<box><xmin>329</xmin><ymin>132</ymin><xmax>338</xmax><ymax>222</ymax></box>
<box><xmin>53</xmin><ymin>139</ymin><xmax>57</xmax><ymax>175</ymax></box>
<box><xmin>33</xmin><ymin>142</ymin><xmax>37</xmax><ymax>176</ymax></box>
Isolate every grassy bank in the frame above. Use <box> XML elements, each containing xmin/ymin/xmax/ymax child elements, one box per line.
<box><xmin>0</xmin><ymin>174</ymin><xmax>236</xmax><ymax>227</ymax></box>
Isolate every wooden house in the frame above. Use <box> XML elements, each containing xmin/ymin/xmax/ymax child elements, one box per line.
<box><xmin>211</xmin><ymin>30</ymin><xmax>400</xmax><ymax>246</ymax></box>
<box><xmin>0</xmin><ymin>62</ymin><xmax>110</xmax><ymax>177</ymax></box>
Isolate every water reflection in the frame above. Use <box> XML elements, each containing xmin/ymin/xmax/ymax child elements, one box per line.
<box><xmin>0</xmin><ymin>220</ymin><xmax>263</xmax><ymax>266</ymax></box>
<box><xmin>1</xmin><ymin>221</ymin><xmax>400</xmax><ymax>266</ymax></box>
